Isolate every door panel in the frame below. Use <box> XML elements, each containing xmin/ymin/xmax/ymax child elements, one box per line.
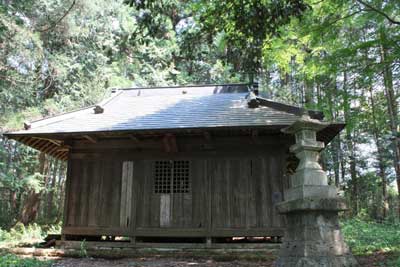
<box><xmin>135</xmin><ymin>159</ymin><xmax>206</xmax><ymax>229</ymax></box>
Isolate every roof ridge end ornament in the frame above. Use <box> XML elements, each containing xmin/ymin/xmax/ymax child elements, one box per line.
<box><xmin>246</xmin><ymin>91</ymin><xmax>260</xmax><ymax>108</ymax></box>
<box><xmin>23</xmin><ymin>122</ymin><xmax>31</xmax><ymax>130</ymax></box>
<box><xmin>93</xmin><ymin>105</ymin><xmax>104</xmax><ymax>114</ymax></box>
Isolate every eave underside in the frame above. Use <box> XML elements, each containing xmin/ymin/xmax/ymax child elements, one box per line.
<box><xmin>4</xmin><ymin>124</ymin><xmax>344</xmax><ymax>161</ymax></box>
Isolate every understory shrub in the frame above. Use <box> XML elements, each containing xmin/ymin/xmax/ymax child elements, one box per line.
<box><xmin>0</xmin><ymin>254</ymin><xmax>52</xmax><ymax>267</ymax></box>
<box><xmin>341</xmin><ymin>218</ymin><xmax>400</xmax><ymax>255</ymax></box>
<box><xmin>0</xmin><ymin>223</ymin><xmax>60</xmax><ymax>248</ymax></box>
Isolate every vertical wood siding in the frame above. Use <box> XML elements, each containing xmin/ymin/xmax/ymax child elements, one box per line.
<box><xmin>66</xmin><ymin>159</ymin><xmax>122</xmax><ymax>227</ymax></box>
<box><xmin>65</xmin><ymin>150</ymin><xmax>287</xmax><ymax>236</ymax></box>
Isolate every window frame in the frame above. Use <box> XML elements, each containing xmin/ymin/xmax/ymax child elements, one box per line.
<box><xmin>154</xmin><ymin>160</ymin><xmax>190</xmax><ymax>194</ymax></box>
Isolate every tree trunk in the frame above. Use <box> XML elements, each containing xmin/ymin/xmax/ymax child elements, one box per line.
<box><xmin>56</xmin><ymin>162</ymin><xmax>67</xmax><ymax>224</ymax></box>
<box><xmin>46</xmin><ymin>160</ymin><xmax>59</xmax><ymax>221</ymax></box>
<box><xmin>329</xmin><ymin>78</ymin><xmax>341</xmax><ymax>187</ymax></box>
<box><xmin>368</xmin><ymin>85</ymin><xmax>389</xmax><ymax>218</ymax></box>
<box><xmin>343</xmin><ymin>69</ymin><xmax>358</xmax><ymax>215</ymax></box>
<box><xmin>304</xmin><ymin>78</ymin><xmax>314</xmax><ymax>106</ymax></box>
<box><xmin>20</xmin><ymin>152</ymin><xmax>47</xmax><ymax>225</ymax></box>
<box><xmin>379</xmin><ymin>27</ymin><xmax>400</xmax><ymax>216</ymax></box>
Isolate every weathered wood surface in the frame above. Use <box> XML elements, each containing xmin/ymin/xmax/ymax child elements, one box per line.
<box><xmin>55</xmin><ymin>240</ymin><xmax>281</xmax><ymax>250</ymax></box>
<box><xmin>120</xmin><ymin>161</ymin><xmax>133</xmax><ymax>227</ymax></box>
<box><xmin>66</xmin><ymin>159</ymin><xmax>122</xmax><ymax>228</ymax></box>
<box><xmin>64</xmin><ymin>136</ymin><xmax>288</xmax><ymax>238</ymax></box>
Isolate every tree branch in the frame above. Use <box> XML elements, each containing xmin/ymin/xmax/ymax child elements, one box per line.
<box><xmin>308</xmin><ymin>9</ymin><xmax>363</xmax><ymax>33</ymax></box>
<box><xmin>325</xmin><ymin>10</ymin><xmax>364</xmax><ymax>28</ymax></box>
<box><xmin>356</xmin><ymin>0</ymin><xmax>400</xmax><ymax>25</ymax></box>
<box><xmin>37</xmin><ymin>0</ymin><xmax>76</xmax><ymax>32</ymax></box>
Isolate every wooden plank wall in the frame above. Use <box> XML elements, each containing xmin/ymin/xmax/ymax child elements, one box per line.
<box><xmin>209</xmin><ymin>155</ymin><xmax>285</xmax><ymax>230</ymax></box>
<box><xmin>64</xmin><ymin>141</ymin><xmax>288</xmax><ymax>237</ymax></box>
<box><xmin>66</xmin><ymin>159</ymin><xmax>122</xmax><ymax>228</ymax></box>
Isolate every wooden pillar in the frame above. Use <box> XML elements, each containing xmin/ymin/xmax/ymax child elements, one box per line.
<box><xmin>206</xmin><ymin>237</ymin><xmax>212</xmax><ymax>248</ymax></box>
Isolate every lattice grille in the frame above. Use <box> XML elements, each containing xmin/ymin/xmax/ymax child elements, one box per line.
<box><xmin>173</xmin><ymin>161</ymin><xmax>190</xmax><ymax>193</ymax></box>
<box><xmin>154</xmin><ymin>161</ymin><xmax>172</xmax><ymax>193</ymax></box>
<box><xmin>154</xmin><ymin>160</ymin><xmax>190</xmax><ymax>194</ymax></box>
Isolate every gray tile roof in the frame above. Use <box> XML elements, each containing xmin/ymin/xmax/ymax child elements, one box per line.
<box><xmin>7</xmin><ymin>85</ymin><xmax>306</xmax><ymax>135</ymax></box>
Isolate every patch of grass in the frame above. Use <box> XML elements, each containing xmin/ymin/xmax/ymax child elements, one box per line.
<box><xmin>79</xmin><ymin>239</ymin><xmax>87</xmax><ymax>258</ymax></box>
<box><xmin>389</xmin><ymin>256</ymin><xmax>400</xmax><ymax>267</ymax></box>
<box><xmin>341</xmin><ymin>218</ymin><xmax>400</xmax><ymax>255</ymax></box>
<box><xmin>0</xmin><ymin>223</ymin><xmax>61</xmax><ymax>249</ymax></box>
<box><xmin>0</xmin><ymin>224</ymin><xmax>44</xmax><ymax>248</ymax></box>
<box><xmin>0</xmin><ymin>254</ymin><xmax>52</xmax><ymax>267</ymax></box>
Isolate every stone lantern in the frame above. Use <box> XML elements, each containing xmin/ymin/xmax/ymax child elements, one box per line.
<box><xmin>275</xmin><ymin>111</ymin><xmax>358</xmax><ymax>266</ymax></box>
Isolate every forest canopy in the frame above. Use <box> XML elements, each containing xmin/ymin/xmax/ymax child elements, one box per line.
<box><xmin>0</xmin><ymin>0</ymin><xmax>399</xmax><ymax>227</ymax></box>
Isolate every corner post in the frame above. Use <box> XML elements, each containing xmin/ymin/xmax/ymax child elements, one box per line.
<box><xmin>275</xmin><ymin>112</ymin><xmax>358</xmax><ymax>266</ymax></box>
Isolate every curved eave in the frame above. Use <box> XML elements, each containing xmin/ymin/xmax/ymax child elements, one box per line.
<box><xmin>317</xmin><ymin>123</ymin><xmax>346</xmax><ymax>145</ymax></box>
<box><xmin>5</xmin><ymin>135</ymin><xmax>69</xmax><ymax>161</ymax></box>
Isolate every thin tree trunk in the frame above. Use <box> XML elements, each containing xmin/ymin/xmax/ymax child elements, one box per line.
<box><xmin>304</xmin><ymin>78</ymin><xmax>314</xmax><ymax>106</ymax></box>
<box><xmin>40</xmin><ymin>158</ymin><xmax>52</xmax><ymax>219</ymax></box>
<box><xmin>368</xmin><ymin>85</ymin><xmax>389</xmax><ymax>218</ymax></box>
<box><xmin>328</xmin><ymin>78</ymin><xmax>341</xmax><ymax>187</ymax></box>
<box><xmin>343</xmin><ymin>69</ymin><xmax>358</xmax><ymax>215</ymax></box>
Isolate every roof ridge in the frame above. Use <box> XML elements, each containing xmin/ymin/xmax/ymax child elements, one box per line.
<box><xmin>25</xmin><ymin>105</ymin><xmax>94</xmax><ymax>126</ymax></box>
<box><xmin>98</xmin><ymin>89</ymin><xmax>124</xmax><ymax>107</ymax></box>
<box><xmin>23</xmin><ymin>106</ymin><xmax>94</xmax><ymax>131</ymax></box>
<box><xmin>113</xmin><ymin>83</ymin><xmax>250</xmax><ymax>91</ymax></box>
<box><xmin>14</xmin><ymin>91</ymin><xmax>124</xmax><ymax>131</ymax></box>
<box><xmin>256</xmin><ymin>97</ymin><xmax>324</xmax><ymax>120</ymax></box>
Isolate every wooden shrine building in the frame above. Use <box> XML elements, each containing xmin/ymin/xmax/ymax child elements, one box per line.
<box><xmin>4</xmin><ymin>84</ymin><xmax>344</xmax><ymax>246</ymax></box>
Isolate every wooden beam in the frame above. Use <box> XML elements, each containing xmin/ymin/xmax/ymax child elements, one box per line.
<box><xmin>169</xmin><ymin>134</ymin><xmax>178</xmax><ymax>153</ymax></box>
<box><xmin>24</xmin><ymin>137</ymin><xmax>37</xmax><ymax>146</ymax></box>
<box><xmin>55</xmin><ymin>151</ymin><xmax>67</xmax><ymax>161</ymax></box>
<box><xmin>43</xmin><ymin>143</ymin><xmax>57</xmax><ymax>154</ymax></box>
<box><xmin>202</xmin><ymin>131</ymin><xmax>214</xmax><ymax>150</ymax></box>
<box><xmin>32</xmin><ymin>137</ymin><xmax>62</xmax><ymax>146</ymax></box>
<box><xmin>203</xmin><ymin>131</ymin><xmax>212</xmax><ymax>142</ymax></box>
<box><xmin>54</xmin><ymin>151</ymin><xmax>64</xmax><ymax>159</ymax></box>
<box><xmin>47</xmin><ymin>145</ymin><xmax>62</xmax><ymax>156</ymax></box>
<box><xmin>162</xmin><ymin>134</ymin><xmax>178</xmax><ymax>153</ymax></box>
<box><xmin>128</xmin><ymin>134</ymin><xmax>140</xmax><ymax>143</ymax></box>
<box><xmin>18</xmin><ymin>137</ymin><xmax>28</xmax><ymax>143</ymax></box>
<box><xmin>43</xmin><ymin>142</ymin><xmax>57</xmax><ymax>154</ymax></box>
<box><xmin>30</xmin><ymin>139</ymin><xmax>43</xmax><ymax>148</ymax></box>
<box><xmin>134</xmin><ymin>228</ymin><xmax>206</xmax><ymax>237</ymax></box>
<box><xmin>36</xmin><ymin>140</ymin><xmax>51</xmax><ymax>151</ymax></box>
<box><xmin>83</xmin><ymin>135</ymin><xmax>97</xmax><ymax>143</ymax></box>
<box><xmin>162</xmin><ymin>135</ymin><xmax>171</xmax><ymax>153</ymax></box>
<box><xmin>61</xmin><ymin>153</ymin><xmax>68</xmax><ymax>161</ymax></box>
<box><xmin>251</xmin><ymin>129</ymin><xmax>260</xmax><ymax>144</ymax></box>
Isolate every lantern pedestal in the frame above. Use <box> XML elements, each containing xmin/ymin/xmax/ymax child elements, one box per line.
<box><xmin>275</xmin><ymin>113</ymin><xmax>358</xmax><ymax>267</ymax></box>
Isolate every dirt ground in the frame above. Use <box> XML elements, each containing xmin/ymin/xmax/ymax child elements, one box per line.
<box><xmin>46</xmin><ymin>253</ymin><xmax>397</xmax><ymax>267</ymax></box>
<box><xmin>51</xmin><ymin>257</ymin><xmax>273</xmax><ymax>267</ymax></box>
